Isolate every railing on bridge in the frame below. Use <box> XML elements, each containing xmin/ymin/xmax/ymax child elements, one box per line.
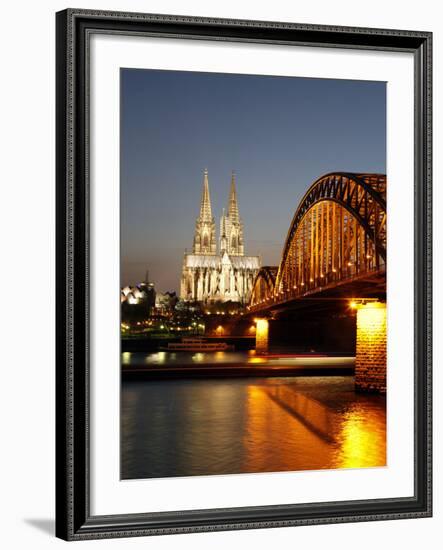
<box><xmin>249</xmin><ymin>172</ymin><xmax>386</xmax><ymax>312</ymax></box>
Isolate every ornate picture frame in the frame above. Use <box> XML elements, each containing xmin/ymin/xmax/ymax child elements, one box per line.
<box><xmin>55</xmin><ymin>9</ymin><xmax>432</xmax><ymax>540</ymax></box>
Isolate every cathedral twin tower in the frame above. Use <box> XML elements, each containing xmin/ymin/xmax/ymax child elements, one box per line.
<box><xmin>193</xmin><ymin>169</ymin><xmax>244</xmax><ymax>257</ymax></box>
<box><xmin>180</xmin><ymin>169</ymin><xmax>261</xmax><ymax>304</ymax></box>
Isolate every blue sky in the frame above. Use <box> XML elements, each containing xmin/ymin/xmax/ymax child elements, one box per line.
<box><xmin>121</xmin><ymin>68</ymin><xmax>386</xmax><ymax>291</ymax></box>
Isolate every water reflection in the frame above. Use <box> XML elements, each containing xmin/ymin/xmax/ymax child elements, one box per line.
<box><xmin>336</xmin><ymin>405</ymin><xmax>387</xmax><ymax>468</ymax></box>
<box><xmin>121</xmin><ymin>351</ymin><xmax>132</xmax><ymax>366</ymax></box>
<box><xmin>121</xmin><ymin>376</ymin><xmax>385</xmax><ymax>479</ymax></box>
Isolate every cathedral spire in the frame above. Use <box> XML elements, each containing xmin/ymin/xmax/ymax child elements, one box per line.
<box><xmin>224</xmin><ymin>171</ymin><xmax>244</xmax><ymax>256</ymax></box>
<box><xmin>228</xmin><ymin>171</ymin><xmax>240</xmax><ymax>224</ymax></box>
<box><xmin>193</xmin><ymin>169</ymin><xmax>216</xmax><ymax>255</ymax></box>
<box><xmin>199</xmin><ymin>168</ymin><xmax>213</xmax><ymax>222</ymax></box>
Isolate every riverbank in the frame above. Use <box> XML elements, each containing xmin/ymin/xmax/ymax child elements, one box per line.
<box><xmin>121</xmin><ymin>336</ymin><xmax>256</xmax><ymax>352</ymax></box>
<box><xmin>122</xmin><ymin>356</ymin><xmax>355</xmax><ymax>379</ymax></box>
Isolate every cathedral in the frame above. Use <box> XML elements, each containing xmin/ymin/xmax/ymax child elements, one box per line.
<box><xmin>180</xmin><ymin>170</ymin><xmax>261</xmax><ymax>304</ymax></box>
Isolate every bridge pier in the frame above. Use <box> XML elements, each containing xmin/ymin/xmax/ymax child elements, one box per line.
<box><xmin>355</xmin><ymin>302</ymin><xmax>387</xmax><ymax>393</ymax></box>
<box><xmin>255</xmin><ymin>318</ymin><xmax>269</xmax><ymax>354</ymax></box>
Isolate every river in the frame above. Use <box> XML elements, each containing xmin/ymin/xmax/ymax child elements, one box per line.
<box><xmin>121</xmin><ymin>357</ymin><xmax>386</xmax><ymax>479</ymax></box>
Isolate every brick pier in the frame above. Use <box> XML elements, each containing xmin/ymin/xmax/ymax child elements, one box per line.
<box><xmin>355</xmin><ymin>302</ymin><xmax>387</xmax><ymax>393</ymax></box>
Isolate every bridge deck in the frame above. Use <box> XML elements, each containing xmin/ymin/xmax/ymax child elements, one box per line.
<box><xmin>248</xmin><ymin>268</ymin><xmax>386</xmax><ymax>316</ymax></box>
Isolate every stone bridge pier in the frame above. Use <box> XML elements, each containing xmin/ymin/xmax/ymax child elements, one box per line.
<box><xmin>354</xmin><ymin>301</ymin><xmax>387</xmax><ymax>393</ymax></box>
<box><xmin>255</xmin><ymin>318</ymin><xmax>270</xmax><ymax>354</ymax></box>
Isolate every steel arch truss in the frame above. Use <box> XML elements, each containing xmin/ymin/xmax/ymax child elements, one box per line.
<box><xmin>249</xmin><ymin>266</ymin><xmax>278</xmax><ymax>307</ymax></box>
<box><xmin>274</xmin><ymin>173</ymin><xmax>386</xmax><ymax>298</ymax></box>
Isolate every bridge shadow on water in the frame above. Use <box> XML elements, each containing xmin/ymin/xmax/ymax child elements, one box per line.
<box><xmin>242</xmin><ymin>378</ymin><xmax>386</xmax><ymax>472</ymax></box>
<box><xmin>262</xmin><ymin>386</ymin><xmax>337</xmax><ymax>445</ymax></box>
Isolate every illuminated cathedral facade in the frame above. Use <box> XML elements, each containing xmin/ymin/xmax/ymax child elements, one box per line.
<box><xmin>180</xmin><ymin>170</ymin><xmax>261</xmax><ymax>304</ymax></box>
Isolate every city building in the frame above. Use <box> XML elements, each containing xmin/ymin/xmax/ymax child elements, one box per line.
<box><xmin>121</xmin><ymin>271</ymin><xmax>156</xmax><ymax>313</ymax></box>
<box><xmin>180</xmin><ymin>169</ymin><xmax>261</xmax><ymax>304</ymax></box>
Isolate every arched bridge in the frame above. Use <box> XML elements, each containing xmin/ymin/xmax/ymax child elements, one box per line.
<box><xmin>249</xmin><ymin>172</ymin><xmax>386</xmax><ymax>312</ymax></box>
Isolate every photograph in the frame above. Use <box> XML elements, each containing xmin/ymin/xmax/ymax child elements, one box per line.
<box><xmin>119</xmin><ymin>68</ymin><xmax>387</xmax><ymax>481</ymax></box>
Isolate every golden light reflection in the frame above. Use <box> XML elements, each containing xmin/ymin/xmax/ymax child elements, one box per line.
<box><xmin>243</xmin><ymin>383</ymin><xmax>386</xmax><ymax>473</ymax></box>
<box><xmin>121</xmin><ymin>351</ymin><xmax>131</xmax><ymax>365</ymax></box>
<box><xmin>243</xmin><ymin>384</ymin><xmax>333</xmax><ymax>473</ymax></box>
<box><xmin>335</xmin><ymin>406</ymin><xmax>386</xmax><ymax>469</ymax></box>
<box><xmin>248</xmin><ymin>357</ymin><xmax>266</xmax><ymax>364</ymax></box>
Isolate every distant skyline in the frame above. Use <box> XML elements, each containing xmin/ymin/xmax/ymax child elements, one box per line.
<box><xmin>121</xmin><ymin>69</ymin><xmax>386</xmax><ymax>292</ymax></box>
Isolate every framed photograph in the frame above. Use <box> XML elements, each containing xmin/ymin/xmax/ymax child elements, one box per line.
<box><xmin>55</xmin><ymin>9</ymin><xmax>432</xmax><ymax>540</ymax></box>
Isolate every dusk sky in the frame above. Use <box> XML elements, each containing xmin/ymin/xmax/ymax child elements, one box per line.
<box><xmin>121</xmin><ymin>69</ymin><xmax>386</xmax><ymax>292</ymax></box>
